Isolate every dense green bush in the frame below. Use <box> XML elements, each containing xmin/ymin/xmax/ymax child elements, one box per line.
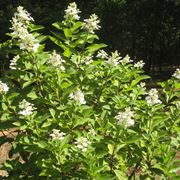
<box><xmin>0</xmin><ymin>2</ymin><xmax>180</xmax><ymax>179</ymax></box>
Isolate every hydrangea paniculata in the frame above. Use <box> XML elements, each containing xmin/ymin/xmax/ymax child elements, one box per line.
<box><xmin>10</xmin><ymin>6</ymin><xmax>39</xmax><ymax>53</ymax></box>
<box><xmin>14</xmin><ymin>6</ymin><xmax>34</xmax><ymax>23</ymax></box>
<box><xmin>107</xmin><ymin>50</ymin><xmax>121</xmax><ymax>66</ymax></box>
<box><xmin>75</xmin><ymin>137</ymin><xmax>91</xmax><ymax>152</ymax></box>
<box><xmin>172</xmin><ymin>68</ymin><xmax>180</xmax><ymax>80</ymax></box>
<box><xmin>0</xmin><ymin>81</ymin><xmax>9</xmax><ymax>94</ymax></box>
<box><xmin>83</xmin><ymin>14</ymin><xmax>101</xmax><ymax>34</ymax></box>
<box><xmin>145</xmin><ymin>88</ymin><xmax>161</xmax><ymax>106</ymax></box>
<box><xmin>18</xmin><ymin>99</ymin><xmax>36</xmax><ymax>116</ymax></box>
<box><xmin>69</xmin><ymin>89</ymin><xmax>86</xmax><ymax>104</ymax></box>
<box><xmin>48</xmin><ymin>51</ymin><xmax>65</xmax><ymax>70</ymax></box>
<box><xmin>134</xmin><ymin>60</ymin><xmax>145</xmax><ymax>69</ymax></box>
<box><xmin>120</xmin><ymin>55</ymin><xmax>133</xmax><ymax>65</ymax></box>
<box><xmin>96</xmin><ymin>49</ymin><xmax>109</xmax><ymax>59</ymax></box>
<box><xmin>115</xmin><ymin>107</ymin><xmax>135</xmax><ymax>127</ymax></box>
<box><xmin>64</xmin><ymin>2</ymin><xmax>81</xmax><ymax>21</ymax></box>
<box><xmin>10</xmin><ymin>55</ymin><xmax>20</xmax><ymax>69</ymax></box>
<box><xmin>50</xmin><ymin>129</ymin><xmax>66</xmax><ymax>140</ymax></box>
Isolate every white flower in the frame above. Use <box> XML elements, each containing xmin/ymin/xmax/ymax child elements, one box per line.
<box><xmin>75</xmin><ymin>137</ymin><xmax>91</xmax><ymax>152</ymax></box>
<box><xmin>49</xmin><ymin>51</ymin><xmax>65</xmax><ymax>70</ymax></box>
<box><xmin>139</xmin><ymin>82</ymin><xmax>146</xmax><ymax>88</ymax></box>
<box><xmin>0</xmin><ymin>81</ymin><xmax>9</xmax><ymax>94</ymax></box>
<box><xmin>96</xmin><ymin>49</ymin><xmax>108</xmax><ymax>59</ymax></box>
<box><xmin>15</xmin><ymin>6</ymin><xmax>34</xmax><ymax>23</ymax></box>
<box><xmin>19</xmin><ymin>33</ymin><xmax>39</xmax><ymax>52</ymax></box>
<box><xmin>10</xmin><ymin>17</ymin><xmax>28</xmax><ymax>38</ymax></box>
<box><xmin>134</xmin><ymin>60</ymin><xmax>145</xmax><ymax>69</ymax></box>
<box><xmin>83</xmin><ymin>55</ymin><xmax>93</xmax><ymax>65</ymax></box>
<box><xmin>50</xmin><ymin>129</ymin><xmax>66</xmax><ymax>140</ymax></box>
<box><xmin>88</xmin><ymin>128</ymin><xmax>96</xmax><ymax>136</ymax></box>
<box><xmin>137</xmin><ymin>82</ymin><xmax>146</xmax><ymax>91</ymax></box>
<box><xmin>64</xmin><ymin>2</ymin><xmax>81</xmax><ymax>21</ymax></box>
<box><xmin>115</xmin><ymin>107</ymin><xmax>135</xmax><ymax>127</ymax></box>
<box><xmin>10</xmin><ymin>6</ymin><xmax>39</xmax><ymax>53</ymax></box>
<box><xmin>0</xmin><ymin>170</ymin><xmax>9</xmax><ymax>177</ymax></box>
<box><xmin>145</xmin><ymin>88</ymin><xmax>161</xmax><ymax>106</ymax></box>
<box><xmin>172</xmin><ymin>68</ymin><xmax>180</xmax><ymax>80</ymax></box>
<box><xmin>120</xmin><ymin>55</ymin><xmax>133</xmax><ymax>65</ymax></box>
<box><xmin>10</xmin><ymin>55</ymin><xmax>20</xmax><ymax>69</ymax></box>
<box><xmin>107</xmin><ymin>50</ymin><xmax>121</xmax><ymax>66</ymax></box>
<box><xmin>19</xmin><ymin>99</ymin><xmax>36</xmax><ymax>116</ymax></box>
<box><xmin>83</xmin><ymin>14</ymin><xmax>101</xmax><ymax>34</ymax></box>
<box><xmin>69</xmin><ymin>89</ymin><xmax>86</xmax><ymax>104</ymax></box>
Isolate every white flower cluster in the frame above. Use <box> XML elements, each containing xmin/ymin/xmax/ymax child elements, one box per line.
<box><xmin>96</xmin><ymin>49</ymin><xmax>108</xmax><ymax>59</ymax></box>
<box><xmin>172</xmin><ymin>68</ymin><xmax>180</xmax><ymax>80</ymax></box>
<box><xmin>107</xmin><ymin>50</ymin><xmax>121</xmax><ymax>66</ymax></box>
<box><xmin>82</xmin><ymin>55</ymin><xmax>93</xmax><ymax>65</ymax></box>
<box><xmin>48</xmin><ymin>51</ymin><xmax>65</xmax><ymax>70</ymax></box>
<box><xmin>0</xmin><ymin>81</ymin><xmax>9</xmax><ymax>94</ymax></box>
<box><xmin>69</xmin><ymin>89</ymin><xmax>86</xmax><ymax>104</ymax></box>
<box><xmin>115</xmin><ymin>107</ymin><xmax>135</xmax><ymax>127</ymax></box>
<box><xmin>9</xmin><ymin>55</ymin><xmax>20</xmax><ymax>70</ymax></box>
<box><xmin>18</xmin><ymin>99</ymin><xmax>36</xmax><ymax>116</ymax></box>
<box><xmin>97</xmin><ymin>50</ymin><xmax>123</xmax><ymax>66</ymax></box>
<box><xmin>137</xmin><ymin>82</ymin><xmax>146</xmax><ymax>91</ymax></box>
<box><xmin>0</xmin><ymin>170</ymin><xmax>9</xmax><ymax>177</ymax></box>
<box><xmin>64</xmin><ymin>2</ymin><xmax>81</xmax><ymax>21</ymax></box>
<box><xmin>75</xmin><ymin>137</ymin><xmax>91</xmax><ymax>152</ymax></box>
<box><xmin>120</xmin><ymin>55</ymin><xmax>133</xmax><ymax>65</ymax></box>
<box><xmin>145</xmin><ymin>88</ymin><xmax>161</xmax><ymax>106</ymax></box>
<box><xmin>71</xmin><ymin>54</ymin><xmax>93</xmax><ymax>65</ymax></box>
<box><xmin>14</xmin><ymin>6</ymin><xmax>34</xmax><ymax>23</ymax></box>
<box><xmin>83</xmin><ymin>14</ymin><xmax>101</xmax><ymax>34</ymax></box>
<box><xmin>10</xmin><ymin>6</ymin><xmax>39</xmax><ymax>52</ymax></box>
<box><xmin>134</xmin><ymin>60</ymin><xmax>145</xmax><ymax>69</ymax></box>
<box><xmin>97</xmin><ymin>50</ymin><xmax>134</xmax><ymax>67</ymax></box>
<box><xmin>50</xmin><ymin>129</ymin><xmax>66</xmax><ymax>140</ymax></box>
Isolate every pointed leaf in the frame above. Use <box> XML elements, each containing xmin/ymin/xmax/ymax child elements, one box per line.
<box><xmin>86</xmin><ymin>43</ymin><xmax>107</xmax><ymax>53</ymax></box>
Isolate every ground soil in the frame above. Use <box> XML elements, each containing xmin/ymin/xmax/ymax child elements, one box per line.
<box><xmin>0</xmin><ymin>129</ymin><xmax>18</xmax><ymax>177</ymax></box>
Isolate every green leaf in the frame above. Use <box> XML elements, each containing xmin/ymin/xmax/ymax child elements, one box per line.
<box><xmin>63</xmin><ymin>48</ymin><xmax>72</xmax><ymax>58</ymax></box>
<box><xmin>49</xmin><ymin>108</ymin><xmax>56</xmax><ymax>118</ymax></box>
<box><xmin>71</xmin><ymin>21</ymin><xmax>82</xmax><ymax>32</ymax></box>
<box><xmin>36</xmin><ymin>141</ymin><xmax>47</xmax><ymax>149</ymax></box>
<box><xmin>108</xmin><ymin>144</ymin><xmax>114</xmax><ymax>155</ymax></box>
<box><xmin>125</xmin><ymin>134</ymin><xmax>142</xmax><ymax>144</ymax></box>
<box><xmin>41</xmin><ymin>120</ymin><xmax>52</xmax><ymax>128</ymax></box>
<box><xmin>60</xmin><ymin>81</ymin><xmax>72</xmax><ymax>89</ymax></box>
<box><xmin>114</xmin><ymin>170</ymin><xmax>127</xmax><ymax>180</ymax></box>
<box><xmin>52</xmin><ymin>22</ymin><xmax>63</xmax><ymax>30</ymax></box>
<box><xmin>23</xmin><ymin>136</ymin><xmax>30</xmax><ymax>144</ymax></box>
<box><xmin>64</xmin><ymin>28</ymin><xmax>72</xmax><ymax>38</ymax></box>
<box><xmin>29</xmin><ymin>24</ymin><xmax>44</xmax><ymax>32</ymax></box>
<box><xmin>2</xmin><ymin>103</ymin><xmax>7</xmax><ymax>110</ymax></box>
<box><xmin>86</xmin><ymin>43</ymin><xmax>107</xmax><ymax>53</ymax></box>
<box><xmin>27</xmin><ymin>91</ymin><xmax>38</xmax><ymax>100</ymax></box>
<box><xmin>0</xmin><ymin>122</ymin><xmax>17</xmax><ymax>130</ymax></box>
<box><xmin>49</xmin><ymin>36</ymin><xmax>66</xmax><ymax>50</ymax></box>
<box><xmin>73</xmin><ymin>118</ymin><xmax>92</xmax><ymax>128</ymax></box>
<box><xmin>152</xmin><ymin>114</ymin><xmax>168</xmax><ymax>129</ymax></box>
<box><xmin>36</xmin><ymin>35</ymin><xmax>48</xmax><ymax>43</ymax></box>
<box><xmin>50</xmin><ymin>31</ymin><xmax>66</xmax><ymax>41</ymax></box>
<box><xmin>12</xmin><ymin>121</ymin><xmax>21</xmax><ymax>127</ymax></box>
<box><xmin>131</xmin><ymin>75</ymin><xmax>150</xmax><ymax>87</ymax></box>
<box><xmin>75</xmin><ymin>39</ymin><xmax>85</xmax><ymax>45</ymax></box>
<box><xmin>22</xmin><ymin>80</ymin><xmax>36</xmax><ymax>88</ymax></box>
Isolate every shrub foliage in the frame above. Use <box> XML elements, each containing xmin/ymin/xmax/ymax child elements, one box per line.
<box><xmin>0</xmin><ymin>2</ymin><xmax>180</xmax><ymax>179</ymax></box>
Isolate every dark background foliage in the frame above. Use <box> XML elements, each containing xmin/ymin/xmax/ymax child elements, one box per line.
<box><xmin>0</xmin><ymin>0</ymin><xmax>180</xmax><ymax>79</ymax></box>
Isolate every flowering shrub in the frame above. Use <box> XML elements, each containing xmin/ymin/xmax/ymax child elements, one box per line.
<box><xmin>0</xmin><ymin>3</ymin><xmax>180</xmax><ymax>179</ymax></box>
